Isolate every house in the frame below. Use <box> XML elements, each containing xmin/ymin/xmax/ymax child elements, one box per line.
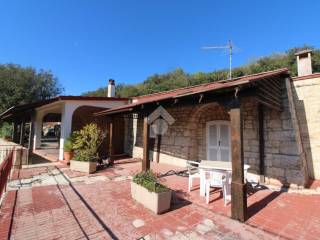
<box><xmin>1</xmin><ymin>50</ymin><xmax>320</xmax><ymax>221</ymax></box>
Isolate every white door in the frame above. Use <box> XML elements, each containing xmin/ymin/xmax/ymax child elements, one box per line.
<box><xmin>206</xmin><ymin>121</ymin><xmax>231</xmax><ymax>162</ymax></box>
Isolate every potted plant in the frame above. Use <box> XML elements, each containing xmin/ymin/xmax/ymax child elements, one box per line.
<box><xmin>131</xmin><ymin>171</ymin><xmax>172</xmax><ymax>214</ymax></box>
<box><xmin>70</xmin><ymin>123</ymin><xmax>105</xmax><ymax>173</ymax></box>
<box><xmin>63</xmin><ymin>136</ymin><xmax>74</xmax><ymax>164</ymax></box>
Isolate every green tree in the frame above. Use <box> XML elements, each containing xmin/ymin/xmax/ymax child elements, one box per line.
<box><xmin>0</xmin><ymin>64</ymin><xmax>63</xmax><ymax>113</ymax></box>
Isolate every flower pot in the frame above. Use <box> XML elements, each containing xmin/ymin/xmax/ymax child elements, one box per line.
<box><xmin>63</xmin><ymin>151</ymin><xmax>74</xmax><ymax>163</ymax></box>
<box><xmin>70</xmin><ymin>160</ymin><xmax>96</xmax><ymax>173</ymax></box>
<box><xmin>130</xmin><ymin>181</ymin><xmax>172</xmax><ymax>214</ymax></box>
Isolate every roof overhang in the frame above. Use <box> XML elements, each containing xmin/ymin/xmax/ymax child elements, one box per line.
<box><xmin>95</xmin><ymin>68</ymin><xmax>289</xmax><ymax>117</ymax></box>
<box><xmin>0</xmin><ymin>96</ymin><xmax>128</xmax><ymax>122</ymax></box>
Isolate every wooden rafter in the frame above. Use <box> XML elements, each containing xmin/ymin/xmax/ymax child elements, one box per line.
<box><xmin>255</xmin><ymin>77</ymin><xmax>283</xmax><ymax>111</ymax></box>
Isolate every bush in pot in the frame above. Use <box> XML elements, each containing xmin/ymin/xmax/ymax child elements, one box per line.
<box><xmin>131</xmin><ymin>171</ymin><xmax>172</xmax><ymax>214</ymax></box>
<box><xmin>63</xmin><ymin>136</ymin><xmax>74</xmax><ymax>163</ymax></box>
<box><xmin>70</xmin><ymin>123</ymin><xmax>105</xmax><ymax>173</ymax></box>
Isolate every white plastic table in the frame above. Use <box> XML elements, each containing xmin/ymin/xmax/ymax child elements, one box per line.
<box><xmin>198</xmin><ymin>161</ymin><xmax>250</xmax><ymax>196</ymax></box>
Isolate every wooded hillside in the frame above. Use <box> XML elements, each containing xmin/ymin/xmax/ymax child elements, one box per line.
<box><xmin>83</xmin><ymin>46</ymin><xmax>320</xmax><ymax>98</ymax></box>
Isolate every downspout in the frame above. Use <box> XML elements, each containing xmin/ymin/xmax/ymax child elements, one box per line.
<box><xmin>285</xmin><ymin>78</ymin><xmax>309</xmax><ymax>186</ymax></box>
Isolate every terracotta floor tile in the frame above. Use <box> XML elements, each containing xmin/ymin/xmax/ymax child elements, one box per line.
<box><xmin>2</xmin><ymin>161</ymin><xmax>320</xmax><ymax>239</ymax></box>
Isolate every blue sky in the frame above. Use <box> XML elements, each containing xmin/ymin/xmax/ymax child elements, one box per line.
<box><xmin>0</xmin><ymin>1</ymin><xmax>319</xmax><ymax>95</ymax></box>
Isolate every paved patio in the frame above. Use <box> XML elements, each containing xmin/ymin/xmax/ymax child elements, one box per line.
<box><xmin>1</xmin><ymin>159</ymin><xmax>320</xmax><ymax>239</ymax></box>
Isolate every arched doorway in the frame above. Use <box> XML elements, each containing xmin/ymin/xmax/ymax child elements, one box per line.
<box><xmin>187</xmin><ymin>103</ymin><xmax>230</xmax><ymax>161</ymax></box>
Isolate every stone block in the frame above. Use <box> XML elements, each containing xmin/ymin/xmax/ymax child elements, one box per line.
<box><xmin>268</xmin><ymin>167</ymin><xmax>285</xmax><ymax>177</ymax></box>
<box><xmin>286</xmin><ymin>170</ymin><xmax>305</xmax><ymax>186</ymax></box>
<box><xmin>174</xmin><ymin>136</ymin><xmax>190</xmax><ymax>146</ymax></box>
<box><xmin>282</xmin><ymin>119</ymin><xmax>293</xmax><ymax>130</ymax></box>
<box><xmin>279</xmin><ymin>141</ymin><xmax>299</xmax><ymax>155</ymax></box>
<box><xmin>267</xmin><ymin>119</ymin><xmax>282</xmax><ymax>129</ymax></box>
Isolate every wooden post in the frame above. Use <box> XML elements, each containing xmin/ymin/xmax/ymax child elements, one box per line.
<box><xmin>156</xmin><ymin>135</ymin><xmax>161</xmax><ymax>163</ymax></box>
<box><xmin>258</xmin><ymin>104</ymin><xmax>265</xmax><ymax>182</ymax></box>
<box><xmin>230</xmin><ymin>107</ymin><xmax>247</xmax><ymax>222</ymax></box>
<box><xmin>142</xmin><ymin>116</ymin><xmax>150</xmax><ymax>171</ymax></box>
<box><xmin>12</xmin><ymin>121</ymin><xmax>18</xmax><ymax>143</ymax></box>
<box><xmin>27</xmin><ymin>121</ymin><xmax>35</xmax><ymax>164</ymax></box>
<box><xmin>108</xmin><ymin>117</ymin><xmax>114</xmax><ymax>165</ymax></box>
<box><xmin>19</xmin><ymin>121</ymin><xmax>25</xmax><ymax>146</ymax></box>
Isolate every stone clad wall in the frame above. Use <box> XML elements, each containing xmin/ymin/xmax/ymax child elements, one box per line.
<box><xmin>125</xmin><ymin>104</ymin><xmax>231</xmax><ymax>166</ymax></box>
<box><xmin>263</xmin><ymin>93</ymin><xmax>304</xmax><ymax>186</ymax></box>
<box><xmin>124</xmin><ymin>91</ymin><xmax>306</xmax><ymax>186</ymax></box>
<box><xmin>293</xmin><ymin>76</ymin><xmax>320</xmax><ymax>180</ymax></box>
<box><xmin>242</xmin><ymin>98</ymin><xmax>260</xmax><ymax>173</ymax></box>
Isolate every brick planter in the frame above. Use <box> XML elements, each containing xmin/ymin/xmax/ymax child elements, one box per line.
<box><xmin>70</xmin><ymin>160</ymin><xmax>96</xmax><ymax>173</ymax></box>
<box><xmin>130</xmin><ymin>181</ymin><xmax>172</xmax><ymax>214</ymax></box>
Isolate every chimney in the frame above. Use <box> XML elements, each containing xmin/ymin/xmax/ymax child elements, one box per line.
<box><xmin>295</xmin><ymin>50</ymin><xmax>313</xmax><ymax>76</ymax></box>
<box><xmin>107</xmin><ymin>79</ymin><xmax>115</xmax><ymax>97</ymax></box>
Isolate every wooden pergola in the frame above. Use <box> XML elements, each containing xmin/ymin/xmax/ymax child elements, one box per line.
<box><xmin>96</xmin><ymin>68</ymin><xmax>289</xmax><ymax>222</ymax></box>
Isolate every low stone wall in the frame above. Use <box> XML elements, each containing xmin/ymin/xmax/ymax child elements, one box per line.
<box><xmin>0</xmin><ymin>139</ymin><xmax>28</xmax><ymax>168</ymax></box>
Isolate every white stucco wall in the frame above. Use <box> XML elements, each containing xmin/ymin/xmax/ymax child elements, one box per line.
<box><xmin>32</xmin><ymin>99</ymin><xmax>127</xmax><ymax>161</ymax></box>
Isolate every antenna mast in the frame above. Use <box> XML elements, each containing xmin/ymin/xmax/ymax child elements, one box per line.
<box><xmin>202</xmin><ymin>40</ymin><xmax>233</xmax><ymax>80</ymax></box>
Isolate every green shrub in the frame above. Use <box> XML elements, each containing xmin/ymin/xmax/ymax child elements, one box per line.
<box><xmin>133</xmin><ymin>171</ymin><xmax>169</xmax><ymax>193</ymax></box>
<box><xmin>72</xmin><ymin>123</ymin><xmax>105</xmax><ymax>162</ymax></box>
<box><xmin>63</xmin><ymin>136</ymin><xmax>73</xmax><ymax>152</ymax></box>
<box><xmin>0</xmin><ymin>122</ymin><xmax>12</xmax><ymax>138</ymax></box>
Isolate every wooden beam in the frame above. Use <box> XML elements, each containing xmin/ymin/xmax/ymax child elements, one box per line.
<box><xmin>265</xmin><ymin>77</ymin><xmax>281</xmax><ymax>90</ymax></box>
<box><xmin>13</xmin><ymin>121</ymin><xmax>19</xmax><ymax>143</ymax></box>
<box><xmin>27</xmin><ymin>121</ymin><xmax>35</xmax><ymax>164</ymax></box>
<box><xmin>142</xmin><ymin>116</ymin><xmax>150</xmax><ymax>171</ymax></box>
<box><xmin>156</xmin><ymin>135</ymin><xmax>161</xmax><ymax>163</ymax></box>
<box><xmin>259</xmin><ymin>79</ymin><xmax>282</xmax><ymax>96</ymax></box>
<box><xmin>258</xmin><ymin>86</ymin><xmax>281</xmax><ymax>103</ymax></box>
<box><xmin>258</xmin><ymin>104</ymin><xmax>265</xmax><ymax>183</ymax></box>
<box><xmin>230</xmin><ymin>107</ymin><xmax>247</xmax><ymax>222</ymax></box>
<box><xmin>108</xmin><ymin>117</ymin><xmax>115</xmax><ymax>165</ymax></box>
<box><xmin>255</xmin><ymin>96</ymin><xmax>281</xmax><ymax>111</ymax></box>
<box><xmin>19</xmin><ymin>121</ymin><xmax>25</xmax><ymax>146</ymax></box>
<box><xmin>257</xmin><ymin>94</ymin><xmax>281</xmax><ymax>109</ymax></box>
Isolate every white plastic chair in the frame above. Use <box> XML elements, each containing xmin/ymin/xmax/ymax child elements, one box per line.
<box><xmin>222</xmin><ymin>171</ymin><xmax>232</xmax><ymax>205</ymax></box>
<box><xmin>205</xmin><ymin>169</ymin><xmax>226</xmax><ymax>204</ymax></box>
<box><xmin>186</xmin><ymin>160</ymin><xmax>201</xmax><ymax>192</ymax></box>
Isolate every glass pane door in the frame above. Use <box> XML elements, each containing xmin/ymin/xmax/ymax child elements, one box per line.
<box><xmin>207</xmin><ymin>124</ymin><xmax>219</xmax><ymax>161</ymax></box>
<box><xmin>219</xmin><ymin>124</ymin><xmax>231</xmax><ymax>162</ymax></box>
<box><xmin>207</xmin><ymin>121</ymin><xmax>231</xmax><ymax>161</ymax></box>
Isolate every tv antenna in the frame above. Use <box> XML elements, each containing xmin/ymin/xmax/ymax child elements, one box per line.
<box><xmin>202</xmin><ymin>40</ymin><xmax>233</xmax><ymax>80</ymax></box>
